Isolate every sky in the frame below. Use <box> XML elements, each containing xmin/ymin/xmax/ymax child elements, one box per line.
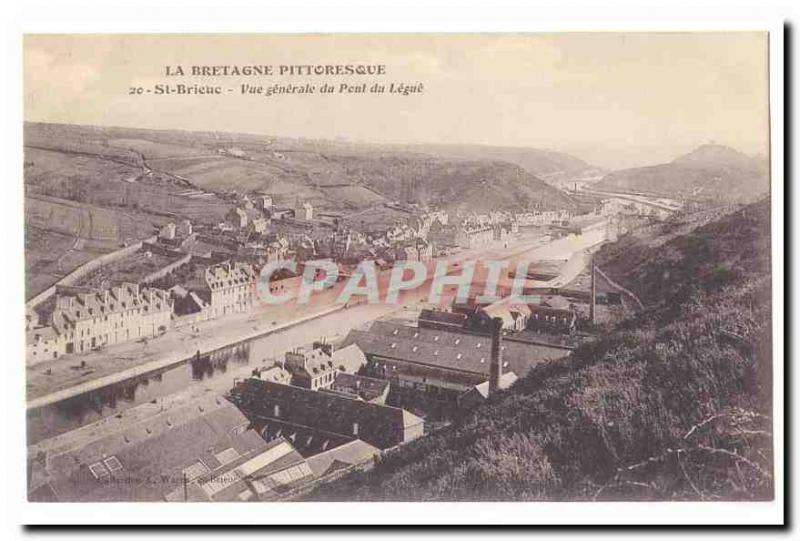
<box><xmin>24</xmin><ymin>33</ymin><xmax>769</xmax><ymax>169</ymax></box>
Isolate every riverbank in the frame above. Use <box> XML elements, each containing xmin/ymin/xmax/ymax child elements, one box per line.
<box><xmin>26</xmin><ymin>227</ymin><xmax>604</xmax><ymax>411</ymax></box>
<box><xmin>27</xmin><ymin>303</ymin><xmax>344</xmax><ymax>409</ymax></box>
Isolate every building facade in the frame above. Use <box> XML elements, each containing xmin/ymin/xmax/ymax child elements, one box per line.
<box><xmin>47</xmin><ymin>283</ymin><xmax>173</xmax><ymax>356</ymax></box>
<box><xmin>190</xmin><ymin>261</ymin><xmax>257</xmax><ymax>318</ymax></box>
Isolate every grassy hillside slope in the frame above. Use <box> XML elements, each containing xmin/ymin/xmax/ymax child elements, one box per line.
<box><xmin>24</xmin><ymin>122</ymin><xmax>579</xmax><ymax>213</ymax></box>
<box><xmin>596</xmin><ymin>145</ymin><xmax>768</xmax><ymax>203</ymax></box>
<box><xmin>307</xmin><ymin>199</ymin><xmax>773</xmax><ymax>501</ymax></box>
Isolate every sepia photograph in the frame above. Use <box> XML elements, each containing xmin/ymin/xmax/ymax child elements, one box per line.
<box><xmin>10</xmin><ymin>17</ymin><xmax>785</xmax><ymax>528</ymax></box>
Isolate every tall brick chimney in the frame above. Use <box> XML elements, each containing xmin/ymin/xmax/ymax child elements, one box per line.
<box><xmin>489</xmin><ymin>316</ymin><xmax>504</xmax><ymax>395</ymax></box>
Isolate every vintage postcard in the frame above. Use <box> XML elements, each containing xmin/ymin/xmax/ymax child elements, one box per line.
<box><xmin>18</xmin><ymin>30</ymin><xmax>781</xmax><ymax>523</ymax></box>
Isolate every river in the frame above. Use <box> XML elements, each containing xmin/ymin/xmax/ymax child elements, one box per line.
<box><xmin>27</xmin><ymin>225</ymin><xmax>607</xmax><ymax>446</ymax></box>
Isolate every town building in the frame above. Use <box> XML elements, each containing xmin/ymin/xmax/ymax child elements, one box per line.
<box><xmin>341</xmin><ymin>320</ymin><xmax>569</xmax><ymax>399</ymax></box>
<box><xmin>284</xmin><ymin>346</ymin><xmax>338</xmax><ymax>390</ymax></box>
<box><xmin>480</xmin><ymin>299</ymin><xmax>531</xmax><ymax>332</ymax></box>
<box><xmin>305</xmin><ymin>439</ymin><xmax>381</xmax><ymax>478</ymax></box>
<box><xmin>44</xmin><ymin>283</ymin><xmax>173</xmax><ymax>357</ymax></box>
<box><xmin>158</xmin><ymin>222</ymin><xmax>177</xmax><ymax>240</ymax></box>
<box><xmin>186</xmin><ymin>261</ymin><xmax>257</xmax><ymax>319</ymax></box>
<box><xmin>458</xmin><ymin>372</ymin><xmax>519</xmax><ymax>410</ymax></box>
<box><xmin>528</xmin><ymin>305</ymin><xmax>578</xmax><ymax>334</ymax></box>
<box><xmin>330</xmin><ymin>344</ymin><xmax>368</xmax><ymax>373</ymax></box>
<box><xmin>341</xmin><ymin>318</ymin><xmax>527</xmax><ymax>416</ymax></box>
<box><xmin>250</xmin><ymin>215</ymin><xmax>270</xmax><ymax>234</ymax></box>
<box><xmin>418</xmin><ymin>309</ymin><xmax>469</xmax><ymax>332</ymax></box>
<box><xmin>455</xmin><ymin>225</ymin><xmax>494</xmax><ymax>249</ymax></box>
<box><xmin>252</xmin><ymin>364</ymin><xmax>292</xmax><ymax>385</ymax></box>
<box><xmin>227</xmin><ymin>207</ymin><xmax>248</xmax><ymax>229</ymax></box>
<box><xmin>428</xmin><ymin>221</ymin><xmax>458</xmax><ymax>250</ymax></box>
<box><xmin>165</xmin><ymin>436</ymin><xmax>316</xmax><ymax>502</ymax></box>
<box><xmin>493</xmin><ymin>224</ymin><xmax>511</xmax><ymax>241</ymax></box>
<box><xmin>329</xmin><ymin>373</ymin><xmax>390</xmax><ymax>404</ymax></box>
<box><xmin>228</xmin><ymin>379</ymin><xmax>425</xmax><ymax>450</ymax></box>
<box><xmin>176</xmin><ymin>219</ymin><xmax>193</xmax><ymax>237</ymax></box>
<box><xmin>26</xmin><ymin>325</ymin><xmax>66</xmax><ymax>363</ymax></box>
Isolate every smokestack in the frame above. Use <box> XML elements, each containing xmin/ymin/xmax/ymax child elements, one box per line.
<box><xmin>590</xmin><ymin>257</ymin><xmax>597</xmax><ymax>325</ymax></box>
<box><xmin>489</xmin><ymin>316</ymin><xmax>503</xmax><ymax>395</ymax></box>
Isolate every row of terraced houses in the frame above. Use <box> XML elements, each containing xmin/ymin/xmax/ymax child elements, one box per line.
<box><xmin>25</xmin><ymin>261</ymin><xmax>257</xmax><ymax>365</ymax></box>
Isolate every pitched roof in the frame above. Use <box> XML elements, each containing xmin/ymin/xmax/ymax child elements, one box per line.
<box><xmin>418</xmin><ymin>309</ymin><xmax>468</xmax><ymax>327</ymax></box>
<box><xmin>330</xmin><ymin>344</ymin><xmax>367</xmax><ymax>373</ymax></box>
<box><xmin>257</xmin><ymin>418</ymin><xmax>354</xmax><ymax>457</ymax></box>
<box><xmin>229</xmin><ymin>379</ymin><xmax>422</xmax><ymax>450</ymax></box>
<box><xmin>331</xmin><ymin>372</ymin><xmax>389</xmax><ymax>402</ymax></box>
<box><xmin>340</xmin><ymin>320</ymin><xmax>569</xmax><ymax>379</ymax></box>
<box><xmin>51</xmin><ymin>283</ymin><xmax>171</xmax><ymax>333</ymax></box>
<box><xmin>470</xmin><ymin>371</ymin><xmax>520</xmax><ymax>399</ymax></box>
<box><xmin>305</xmin><ymin>439</ymin><xmax>381</xmax><ymax>477</ymax></box>
<box><xmin>174</xmin><ymin>436</ymin><xmax>314</xmax><ymax>502</ymax></box>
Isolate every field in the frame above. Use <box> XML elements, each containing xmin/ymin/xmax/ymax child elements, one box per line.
<box><xmin>25</xmin><ymin>122</ymin><xmax>582</xmax><ymax>214</ymax></box>
<box><xmin>23</xmin><ymin>121</ymin><xmax>589</xmax><ymax>297</ymax></box>
<box><xmin>24</xmin><ymin>195</ymin><xmax>165</xmax><ymax>299</ymax></box>
<box><xmin>74</xmin><ymin>249</ymin><xmax>184</xmax><ymax>289</ymax></box>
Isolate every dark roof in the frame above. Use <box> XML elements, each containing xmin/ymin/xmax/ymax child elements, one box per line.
<box><xmin>306</xmin><ymin>439</ymin><xmax>381</xmax><ymax>477</ymax></box>
<box><xmin>255</xmin><ymin>418</ymin><xmax>354</xmax><ymax>457</ymax></box>
<box><xmin>340</xmin><ymin>320</ymin><xmax>570</xmax><ymax>379</ymax></box>
<box><xmin>229</xmin><ymin>379</ymin><xmax>422</xmax><ymax>450</ymax></box>
<box><xmin>419</xmin><ymin>309</ymin><xmax>468</xmax><ymax>326</ymax></box>
<box><xmin>331</xmin><ymin>372</ymin><xmax>390</xmax><ymax>402</ymax></box>
<box><xmin>529</xmin><ymin>305</ymin><xmax>577</xmax><ymax>318</ymax></box>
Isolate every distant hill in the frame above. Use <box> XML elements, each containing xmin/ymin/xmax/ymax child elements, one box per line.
<box><xmin>305</xmin><ymin>198</ymin><xmax>773</xmax><ymax>501</ymax></box>
<box><xmin>324</xmin><ymin>154</ymin><xmax>578</xmax><ymax>213</ymax></box>
<box><xmin>24</xmin><ymin>122</ymin><xmax>578</xmax><ymax>213</ymax></box>
<box><xmin>595</xmin><ymin>144</ymin><xmax>769</xmax><ymax>202</ymax></box>
<box><xmin>393</xmin><ymin>143</ymin><xmax>592</xmax><ymax>176</ymax></box>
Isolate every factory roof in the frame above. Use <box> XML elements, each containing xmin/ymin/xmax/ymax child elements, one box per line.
<box><xmin>229</xmin><ymin>379</ymin><xmax>422</xmax><ymax>450</ymax></box>
<box><xmin>341</xmin><ymin>320</ymin><xmax>569</xmax><ymax>379</ymax></box>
